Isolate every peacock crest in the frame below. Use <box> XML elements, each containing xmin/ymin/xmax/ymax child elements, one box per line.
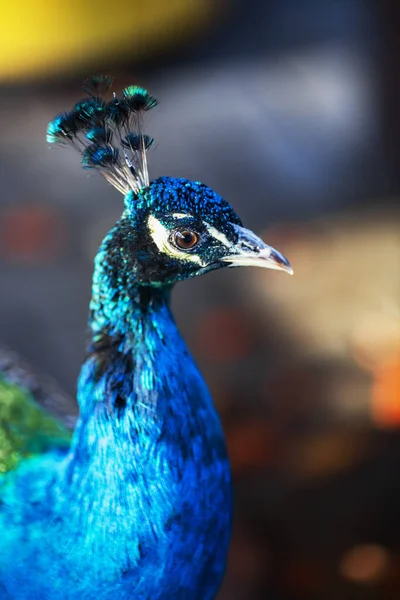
<box><xmin>46</xmin><ymin>75</ymin><xmax>158</xmax><ymax>195</ymax></box>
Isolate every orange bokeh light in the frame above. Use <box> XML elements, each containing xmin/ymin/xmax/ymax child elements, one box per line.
<box><xmin>371</xmin><ymin>357</ymin><xmax>400</xmax><ymax>429</ymax></box>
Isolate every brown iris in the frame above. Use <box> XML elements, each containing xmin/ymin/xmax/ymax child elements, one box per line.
<box><xmin>173</xmin><ymin>229</ymin><xmax>199</xmax><ymax>250</ymax></box>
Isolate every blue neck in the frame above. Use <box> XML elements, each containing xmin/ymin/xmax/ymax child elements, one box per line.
<box><xmin>68</xmin><ymin>281</ymin><xmax>190</xmax><ymax>462</ymax></box>
<box><xmin>88</xmin><ymin>219</ymin><xmax>173</xmax><ymax>340</ymax></box>
<box><xmin>56</xmin><ymin>269</ymin><xmax>232</xmax><ymax>586</ymax></box>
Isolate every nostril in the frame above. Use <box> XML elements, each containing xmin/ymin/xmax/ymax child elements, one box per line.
<box><xmin>240</xmin><ymin>239</ymin><xmax>254</xmax><ymax>250</ymax></box>
<box><xmin>240</xmin><ymin>240</ymin><xmax>258</xmax><ymax>252</ymax></box>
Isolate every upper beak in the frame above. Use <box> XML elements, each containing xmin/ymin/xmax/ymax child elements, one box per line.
<box><xmin>221</xmin><ymin>224</ymin><xmax>293</xmax><ymax>275</ymax></box>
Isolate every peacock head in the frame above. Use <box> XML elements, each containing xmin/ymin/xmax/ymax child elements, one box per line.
<box><xmin>118</xmin><ymin>176</ymin><xmax>292</xmax><ymax>286</ymax></box>
<box><xmin>47</xmin><ymin>76</ymin><xmax>292</xmax><ymax>288</ymax></box>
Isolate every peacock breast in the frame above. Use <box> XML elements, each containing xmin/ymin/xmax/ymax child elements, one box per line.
<box><xmin>118</xmin><ymin>379</ymin><xmax>233</xmax><ymax>599</ymax></box>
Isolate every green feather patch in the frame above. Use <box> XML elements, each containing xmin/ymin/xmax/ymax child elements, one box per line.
<box><xmin>0</xmin><ymin>377</ymin><xmax>71</xmax><ymax>474</ymax></box>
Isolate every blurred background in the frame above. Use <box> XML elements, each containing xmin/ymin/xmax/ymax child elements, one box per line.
<box><xmin>0</xmin><ymin>0</ymin><xmax>399</xmax><ymax>598</ymax></box>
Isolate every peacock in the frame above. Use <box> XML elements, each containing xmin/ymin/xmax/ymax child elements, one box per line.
<box><xmin>0</xmin><ymin>76</ymin><xmax>292</xmax><ymax>600</ymax></box>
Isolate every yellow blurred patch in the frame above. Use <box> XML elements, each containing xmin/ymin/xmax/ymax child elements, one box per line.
<box><xmin>0</xmin><ymin>0</ymin><xmax>217</xmax><ymax>80</ymax></box>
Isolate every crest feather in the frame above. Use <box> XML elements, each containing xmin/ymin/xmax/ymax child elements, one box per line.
<box><xmin>47</xmin><ymin>76</ymin><xmax>158</xmax><ymax>194</ymax></box>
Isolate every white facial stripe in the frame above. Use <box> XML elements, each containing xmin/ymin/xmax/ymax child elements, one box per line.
<box><xmin>171</xmin><ymin>213</ymin><xmax>190</xmax><ymax>219</ymax></box>
<box><xmin>147</xmin><ymin>215</ymin><xmax>202</xmax><ymax>265</ymax></box>
<box><xmin>205</xmin><ymin>224</ymin><xmax>230</xmax><ymax>247</ymax></box>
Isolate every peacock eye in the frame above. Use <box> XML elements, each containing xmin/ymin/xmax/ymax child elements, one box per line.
<box><xmin>172</xmin><ymin>229</ymin><xmax>199</xmax><ymax>250</ymax></box>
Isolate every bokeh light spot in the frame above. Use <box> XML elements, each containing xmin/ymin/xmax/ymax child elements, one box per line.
<box><xmin>371</xmin><ymin>357</ymin><xmax>400</xmax><ymax>429</ymax></box>
<box><xmin>0</xmin><ymin>205</ymin><xmax>66</xmax><ymax>264</ymax></box>
<box><xmin>339</xmin><ymin>544</ymin><xmax>390</xmax><ymax>584</ymax></box>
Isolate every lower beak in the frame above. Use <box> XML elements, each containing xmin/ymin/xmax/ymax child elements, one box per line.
<box><xmin>221</xmin><ymin>224</ymin><xmax>293</xmax><ymax>275</ymax></box>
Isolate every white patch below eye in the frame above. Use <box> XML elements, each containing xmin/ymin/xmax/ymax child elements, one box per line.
<box><xmin>147</xmin><ymin>215</ymin><xmax>203</xmax><ymax>265</ymax></box>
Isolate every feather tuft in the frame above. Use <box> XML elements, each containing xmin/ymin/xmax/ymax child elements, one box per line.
<box><xmin>47</xmin><ymin>76</ymin><xmax>158</xmax><ymax>194</ymax></box>
<box><xmin>122</xmin><ymin>86</ymin><xmax>159</xmax><ymax>111</ymax></box>
<box><xmin>82</xmin><ymin>74</ymin><xmax>114</xmax><ymax>97</ymax></box>
<box><xmin>86</xmin><ymin>127</ymin><xmax>113</xmax><ymax>144</ymax></box>
<box><xmin>74</xmin><ymin>97</ymin><xmax>107</xmax><ymax>127</ymax></box>
<box><xmin>122</xmin><ymin>133</ymin><xmax>154</xmax><ymax>151</ymax></box>
<box><xmin>46</xmin><ymin>112</ymin><xmax>78</xmax><ymax>144</ymax></box>
<box><xmin>82</xmin><ymin>144</ymin><xmax>119</xmax><ymax>169</ymax></box>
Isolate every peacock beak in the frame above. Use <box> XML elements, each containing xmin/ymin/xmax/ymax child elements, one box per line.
<box><xmin>221</xmin><ymin>224</ymin><xmax>293</xmax><ymax>275</ymax></box>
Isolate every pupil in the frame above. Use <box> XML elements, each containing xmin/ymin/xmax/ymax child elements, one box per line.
<box><xmin>182</xmin><ymin>232</ymin><xmax>192</xmax><ymax>244</ymax></box>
